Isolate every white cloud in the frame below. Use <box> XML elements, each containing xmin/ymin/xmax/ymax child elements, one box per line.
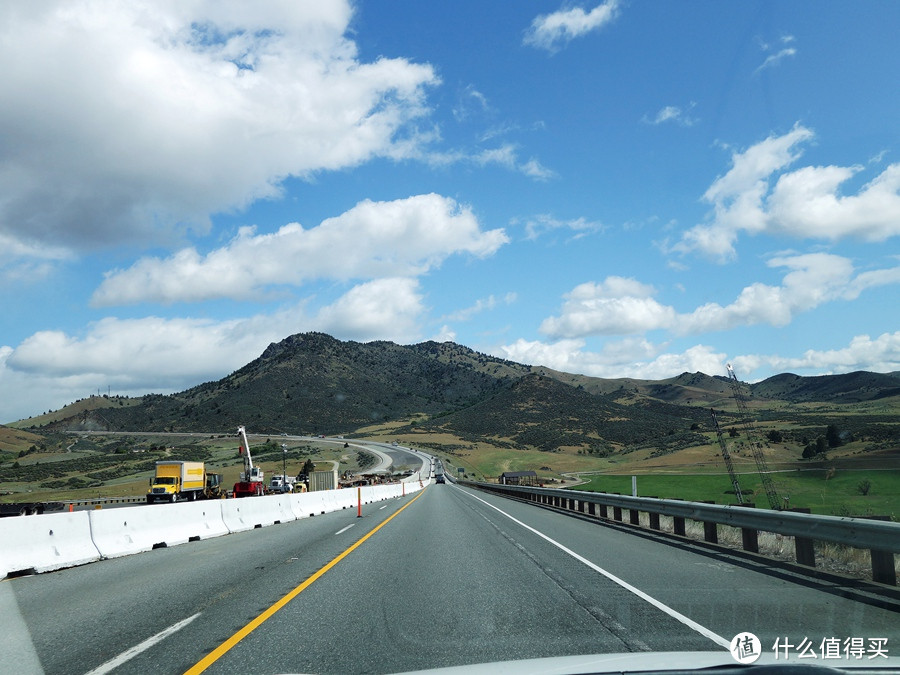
<box><xmin>524</xmin><ymin>0</ymin><xmax>620</xmax><ymax>52</ymax></box>
<box><xmin>539</xmin><ymin>254</ymin><xmax>900</xmax><ymax>339</ymax></box>
<box><xmin>314</xmin><ymin>278</ymin><xmax>425</xmax><ymax>343</ymax></box>
<box><xmin>495</xmin><ymin>337</ymin><xmax>726</xmax><ymax>380</ymax></box>
<box><xmin>522</xmin><ymin>214</ymin><xmax>605</xmax><ymax>240</ymax></box>
<box><xmin>732</xmin><ymin>331</ymin><xmax>900</xmax><ymax>377</ymax></box>
<box><xmin>540</xmin><ymin>277</ymin><xmax>677</xmax><ymax>338</ymax></box>
<box><xmin>453</xmin><ymin>85</ymin><xmax>492</xmax><ymax>122</ymax></box>
<box><xmin>672</xmin><ymin>125</ymin><xmax>900</xmax><ymax>260</ymax></box>
<box><xmin>768</xmin><ymin>163</ymin><xmax>900</xmax><ymax>241</ymax></box>
<box><xmin>0</xmin><ymin>0</ymin><xmax>438</xmax><ymax>262</ymax></box>
<box><xmin>643</xmin><ymin>103</ymin><xmax>698</xmax><ymax>127</ymax></box>
<box><xmin>1</xmin><ymin>277</ymin><xmax>430</xmax><ymax>421</ymax></box>
<box><xmin>755</xmin><ymin>35</ymin><xmax>798</xmax><ymax>73</ymax></box>
<box><xmin>426</xmin><ymin>143</ymin><xmax>555</xmax><ymax>180</ymax></box>
<box><xmin>92</xmin><ymin>194</ymin><xmax>508</xmax><ymax>305</ymax></box>
<box><xmin>442</xmin><ymin>293</ymin><xmax>518</xmax><ymax>322</ymax></box>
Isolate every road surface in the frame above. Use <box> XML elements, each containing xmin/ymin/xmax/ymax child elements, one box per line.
<box><xmin>3</xmin><ymin>483</ymin><xmax>898</xmax><ymax>674</ymax></box>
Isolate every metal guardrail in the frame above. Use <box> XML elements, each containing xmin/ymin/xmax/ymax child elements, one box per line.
<box><xmin>463</xmin><ymin>481</ymin><xmax>900</xmax><ymax>586</ymax></box>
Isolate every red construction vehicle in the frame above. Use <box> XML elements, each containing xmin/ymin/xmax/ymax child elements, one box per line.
<box><xmin>232</xmin><ymin>425</ymin><xmax>265</xmax><ymax>497</ymax></box>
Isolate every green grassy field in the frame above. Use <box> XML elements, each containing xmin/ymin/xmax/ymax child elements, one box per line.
<box><xmin>569</xmin><ymin>469</ymin><xmax>900</xmax><ymax>517</ymax></box>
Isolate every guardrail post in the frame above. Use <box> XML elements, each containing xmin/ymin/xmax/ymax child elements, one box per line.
<box><xmin>629</xmin><ymin>509</ymin><xmax>640</xmax><ymax>526</ymax></box>
<box><xmin>866</xmin><ymin>516</ymin><xmax>896</xmax><ymax>586</ymax></box>
<box><xmin>599</xmin><ymin>504</ymin><xmax>608</xmax><ymax>519</ymax></box>
<box><xmin>588</xmin><ymin>502</ymin><xmax>596</xmax><ymax>517</ymax></box>
<box><xmin>790</xmin><ymin>507</ymin><xmax>816</xmax><ymax>567</ymax></box>
<box><xmin>737</xmin><ymin>503</ymin><xmax>759</xmax><ymax>553</ymax></box>
<box><xmin>613</xmin><ymin>506</ymin><xmax>622</xmax><ymax>521</ymax></box>
<box><xmin>700</xmin><ymin>501</ymin><xmax>718</xmax><ymax>543</ymax></box>
<box><xmin>673</xmin><ymin>515</ymin><xmax>685</xmax><ymax>536</ymax></box>
<box><xmin>644</xmin><ymin>497</ymin><xmax>660</xmax><ymax>530</ymax></box>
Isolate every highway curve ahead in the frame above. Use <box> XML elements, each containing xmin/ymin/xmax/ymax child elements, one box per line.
<box><xmin>3</xmin><ymin>483</ymin><xmax>899</xmax><ymax>675</ymax></box>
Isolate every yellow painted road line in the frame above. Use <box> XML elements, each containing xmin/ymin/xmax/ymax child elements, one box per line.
<box><xmin>185</xmin><ymin>489</ymin><xmax>427</xmax><ymax>675</ymax></box>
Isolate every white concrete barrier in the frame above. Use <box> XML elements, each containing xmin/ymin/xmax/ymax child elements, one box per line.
<box><xmin>221</xmin><ymin>495</ymin><xmax>294</xmax><ymax>533</ymax></box>
<box><xmin>288</xmin><ymin>491</ymin><xmax>326</xmax><ymax>519</ymax></box>
<box><xmin>0</xmin><ymin>511</ymin><xmax>100</xmax><ymax>576</ymax></box>
<box><xmin>89</xmin><ymin>500</ymin><xmax>229</xmax><ymax>559</ymax></box>
<box><xmin>0</xmin><ymin>478</ymin><xmax>433</xmax><ymax>577</ymax></box>
<box><xmin>331</xmin><ymin>487</ymin><xmax>357</xmax><ymax>510</ymax></box>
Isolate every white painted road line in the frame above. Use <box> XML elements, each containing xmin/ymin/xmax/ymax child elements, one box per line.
<box><xmin>84</xmin><ymin>612</ymin><xmax>201</xmax><ymax>675</ymax></box>
<box><xmin>379</xmin><ymin>505</ymin><xmax>388</xmax><ymax>510</ymax></box>
<box><xmin>335</xmin><ymin>524</ymin><xmax>356</xmax><ymax>535</ymax></box>
<box><xmin>457</xmin><ymin>486</ymin><xmax>731</xmax><ymax>649</ymax></box>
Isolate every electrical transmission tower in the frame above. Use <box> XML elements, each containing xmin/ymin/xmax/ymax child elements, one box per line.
<box><xmin>711</xmin><ymin>408</ymin><xmax>744</xmax><ymax>504</ymax></box>
<box><xmin>726</xmin><ymin>364</ymin><xmax>780</xmax><ymax>510</ymax></box>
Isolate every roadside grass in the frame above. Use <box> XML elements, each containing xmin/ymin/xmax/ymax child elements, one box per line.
<box><xmin>569</xmin><ymin>469</ymin><xmax>900</xmax><ymax>518</ymax></box>
<box><xmin>0</xmin><ymin>436</ymin><xmax>368</xmax><ymax>504</ymax></box>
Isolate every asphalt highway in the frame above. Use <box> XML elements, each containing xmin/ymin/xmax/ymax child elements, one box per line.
<box><xmin>3</xmin><ymin>483</ymin><xmax>898</xmax><ymax>674</ymax></box>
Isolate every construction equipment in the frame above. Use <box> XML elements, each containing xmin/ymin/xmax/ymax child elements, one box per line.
<box><xmin>147</xmin><ymin>461</ymin><xmax>206</xmax><ymax>503</ymax></box>
<box><xmin>233</xmin><ymin>425</ymin><xmax>265</xmax><ymax>498</ymax></box>
<box><xmin>725</xmin><ymin>364</ymin><xmax>780</xmax><ymax>510</ymax></box>
<box><xmin>710</xmin><ymin>408</ymin><xmax>744</xmax><ymax>504</ymax></box>
<box><xmin>147</xmin><ymin>461</ymin><xmax>224</xmax><ymax>503</ymax></box>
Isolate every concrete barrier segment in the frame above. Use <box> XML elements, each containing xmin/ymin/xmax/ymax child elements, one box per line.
<box><xmin>89</xmin><ymin>501</ymin><xmax>229</xmax><ymax>559</ymax></box>
<box><xmin>221</xmin><ymin>495</ymin><xmax>292</xmax><ymax>533</ymax></box>
<box><xmin>0</xmin><ymin>511</ymin><xmax>100</xmax><ymax>577</ymax></box>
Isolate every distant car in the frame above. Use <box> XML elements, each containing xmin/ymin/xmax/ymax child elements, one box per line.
<box><xmin>435</xmin><ymin>475</ymin><xmax>445</xmax><ymax>484</ymax></box>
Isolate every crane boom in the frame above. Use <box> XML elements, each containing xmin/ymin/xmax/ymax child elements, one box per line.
<box><xmin>711</xmin><ymin>409</ymin><xmax>744</xmax><ymax>504</ymax></box>
<box><xmin>726</xmin><ymin>364</ymin><xmax>780</xmax><ymax>510</ymax></box>
<box><xmin>233</xmin><ymin>425</ymin><xmax>264</xmax><ymax>497</ymax></box>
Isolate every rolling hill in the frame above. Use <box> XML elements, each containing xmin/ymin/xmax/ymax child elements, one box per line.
<box><xmin>10</xmin><ymin>332</ymin><xmax>900</xmax><ymax>456</ymax></box>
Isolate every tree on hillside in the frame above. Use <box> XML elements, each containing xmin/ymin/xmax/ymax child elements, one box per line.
<box><xmin>826</xmin><ymin>424</ymin><xmax>842</xmax><ymax>448</ymax></box>
<box><xmin>802</xmin><ymin>435</ymin><xmax>828</xmax><ymax>459</ymax></box>
<box><xmin>300</xmin><ymin>458</ymin><xmax>316</xmax><ymax>476</ymax></box>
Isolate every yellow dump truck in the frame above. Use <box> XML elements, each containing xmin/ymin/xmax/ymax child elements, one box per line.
<box><xmin>147</xmin><ymin>461</ymin><xmax>221</xmax><ymax>503</ymax></box>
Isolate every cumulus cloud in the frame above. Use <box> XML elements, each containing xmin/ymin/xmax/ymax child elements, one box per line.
<box><xmin>524</xmin><ymin>0</ymin><xmax>620</xmax><ymax>52</ymax></box>
<box><xmin>496</xmin><ymin>337</ymin><xmax>727</xmax><ymax>381</ymax></box>
<box><xmin>0</xmin><ymin>0</ymin><xmax>438</xmax><ymax>260</ymax></box>
<box><xmin>672</xmin><ymin>125</ymin><xmax>900</xmax><ymax>260</ymax></box>
<box><xmin>314</xmin><ymin>278</ymin><xmax>425</xmax><ymax>342</ymax></box>
<box><xmin>732</xmin><ymin>331</ymin><xmax>900</xmax><ymax>377</ymax></box>
<box><xmin>92</xmin><ymin>194</ymin><xmax>508</xmax><ymax>305</ymax></box>
<box><xmin>540</xmin><ymin>254</ymin><xmax>900</xmax><ymax>339</ymax></box>
<box><xmin>540</xmin><ymin>277</ymin><xmax>677</xmax><ymax>338</ymax></box>
<box><xmin>498</xmin><ymin>328</ymin><xmax>900</xmax><ymax>385</ymax></box>
<box><xmin>1</xmin><ymin>277</ymin><xmax>429</xmax><ymax>421</ymax></box>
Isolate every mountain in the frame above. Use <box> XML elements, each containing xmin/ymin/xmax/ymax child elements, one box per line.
<box><xmin>408</xmin><ymin>373</ymin><xmax>711</xmax><ymax>454</ymax></box>
<box><xmin>32</xmin><ymin>333</ymin><xmax>533</xmax><ymax>434</ymax></box>
<box><xmin>18</xmin><ymin>333</ymin><xmax>900</xmax><ymax>451</ymax></box>
<box><xmin>751</xmin><ymin>371</ymin><xmax>900</xmax><ymax>403</ymax></box>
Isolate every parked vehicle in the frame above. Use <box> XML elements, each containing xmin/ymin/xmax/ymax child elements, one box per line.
<box><xmin>233</xmin><ymin>425</ymin><xmax>265</xmax><ymax>497</ymax></box>
<box><xmin>0</xmin><ymin>501</ymin><xmax>65</xmax><ymax>517</ymax></box>
<box><xmin>147</xmin><ymin>461</ymin><xmax>218</xmax><ymax>503</ymax></box>
<box><xmin>269</xmin><ymin>474</ymin><xmax>297</xmax><ymax>493</ymax></box>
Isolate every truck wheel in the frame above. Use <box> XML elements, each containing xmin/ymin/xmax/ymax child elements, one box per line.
<box><xmin>171</xmin><ymin>493</ymin><xmax>177</xmax><ymax>503</ymax></box>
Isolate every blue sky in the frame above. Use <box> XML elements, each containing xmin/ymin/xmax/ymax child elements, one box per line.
<box><xmin>2</xmin><ymin>1</ymin><xmax>899</xmax><ymax>423</ymax></box>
